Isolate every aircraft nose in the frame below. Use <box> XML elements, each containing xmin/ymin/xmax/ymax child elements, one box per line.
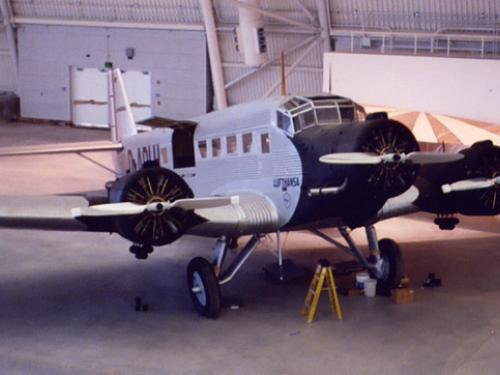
<box><xmin>356</xmin><ymin>119</ymin><xmax>420</xmax><ymax>198</ymax></box>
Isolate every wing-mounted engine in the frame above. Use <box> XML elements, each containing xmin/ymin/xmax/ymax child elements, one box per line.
<box><xmin>108</xmin><ymin>167</ymin><xmax>197</xmax><ymax>246</ymax></box>
<box><xmin>416</xmin><ymin>140</ymin><xmax>500</xmax><ymax>220</ymax></box>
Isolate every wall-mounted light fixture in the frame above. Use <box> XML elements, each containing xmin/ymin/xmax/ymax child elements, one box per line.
<box><xmin>126</xmin><ymin>47</ymin><xmax>135</xmax><ymax>60</ymax></box>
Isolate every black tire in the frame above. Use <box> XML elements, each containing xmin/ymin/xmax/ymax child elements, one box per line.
<box><xmin>370</xmin><ymin>238</ymin><xmax>403</xmax><ymax>296</ymax></box>
<box><xmin>187</xmin><ymin>257</ymin><xmax>221</xmax><ymax>318</ymax></box>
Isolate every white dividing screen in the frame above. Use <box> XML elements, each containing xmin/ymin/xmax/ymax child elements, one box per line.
<box><xmin>322</xmin><ymin>52</ymin><xmax>500</xmax><ymax>125</ymax></box>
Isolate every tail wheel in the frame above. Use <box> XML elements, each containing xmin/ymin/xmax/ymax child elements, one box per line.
<box><xmin>111</xmin><ymin>167</ymin><xmax>194</xmax><ymax>246</ymax></box>
<box><xmin>187</xmin><ymin>257</ymin><xmax>221</xmax><ymax>318</ymax></box>
<box><xmin>370</xmin><ymin>238</ymin><xmax>403</xmax><ymax>296</ymax></box>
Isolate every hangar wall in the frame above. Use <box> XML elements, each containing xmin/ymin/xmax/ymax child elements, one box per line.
<box><xmin>0</xmin><ymin>29</ymin><xmax>16</xmax><ymax>92</ymax></box>
<box><xmin>2</xmin><ymin>1</ymin><xmax>500</xmax><ymax>121</ymax></box>
<box><xmin>323</xmin><ymin>52</ymin><xmax>500</xmax><ymax>124</ymax></box>
<box><xmin>17</xmin><ymin>25</ymin><xmax>208</xmax><ymax>122</ymax></box>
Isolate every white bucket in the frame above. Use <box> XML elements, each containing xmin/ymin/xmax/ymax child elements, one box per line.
<box><xmin>364</xmin><ymin>278</ymin><xmax>377</xmax><ymax>297</ymax></box>
<box><xmin>355</xmin><ymin>272</ymin><xmax>370</xmax><ymax>289</ymax></box>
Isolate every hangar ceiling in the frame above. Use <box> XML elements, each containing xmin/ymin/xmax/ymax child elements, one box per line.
<box><xmin>5</xmin><ymin>1</ymin><xmax>500</xmax><ymax>31</ymax></box>
<box><xmin>1</xmin><ymin>1</ymin><xmax>500</xmax><ymax>113</ymax></box>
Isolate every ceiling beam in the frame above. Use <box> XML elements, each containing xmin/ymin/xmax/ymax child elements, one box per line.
<box><xmin>224</xmin><ymin>0</ymin><xmax>318</xmax><ymax>32</ymax></box>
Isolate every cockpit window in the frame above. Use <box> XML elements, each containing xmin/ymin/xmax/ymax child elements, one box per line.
<box><xmin>293</xmin><ymin>109</ymin><xmax>316</xmax><ymax>131</ymax></box>
<box><xmin>339</xmin><ymin>106</ymin><xmax>355</xmax><ymax>122</ymax></box>
<box><xmin>277</xmin><ymin>111</ymin><xmax>293</xmax><ymax>134</ymax></box>
<box><xmin>356</xmin><ymin>104</ymin><xmax>367</xmax><ymax>121</ymax></box>
<box><xmin>316</xmin><ymin>107</ymin><xmax>340</xmax><ymax>125</ymax></box>
<box><xmin>276</xmin><ymin>95</ymin><xmax>363</xmax><ymax>136</ymax></box>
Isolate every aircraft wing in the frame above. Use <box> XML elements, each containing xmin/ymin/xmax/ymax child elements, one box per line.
<box><xmin>187</xmin><ymin>193</ymin><xmax>280</xmax><ymax>237</ymax></box>
<box><xmin>0</xmin><ymin>192</ymin><xmax>280</xmax><ymax>239</ymax></box>
<box><xmin>0</xmin><ymin>141</ymin><xmax>123</xmax><ymax>157</ymax></box>
<box><xmin>0</xmin><ymin>195</ymin><xmax>105</xmax><ymax>231</ymax></box>
<box><xmin>372</xmin><ymin>186</ymin><xmax>421</xmax><ymax>223</ymax></box>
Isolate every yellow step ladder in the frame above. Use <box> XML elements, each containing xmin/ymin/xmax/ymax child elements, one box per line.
<box><xmin>302</xmin><ymin>259</ymin><xmax>343</xmax><ymax>323</ymax></box>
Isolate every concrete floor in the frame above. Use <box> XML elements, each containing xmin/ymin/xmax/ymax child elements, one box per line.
<box><xmin>0</xmin><ymin>121</ymin><xmax>500</xmax><ymax>375</ymax></box>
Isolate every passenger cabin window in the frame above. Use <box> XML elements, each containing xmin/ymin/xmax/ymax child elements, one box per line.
<box><xmin>243</xmin><ymin>133</ymin><xmax>253</xmax><ymax>153</ymax></box>
<box><xmin>212</xmin><ymin>138</ymin><xmax>221</xmax><ymax>157</ymax></box>
<box><xmin>227</xmin><ymin>135</ymin><xmax>237</xmax><ymax>154</ymax></box>
<box><xmin>261</xmin><ymin>133</ymin><xmax>270</xmax><ymax>154</ymax></box>
<box><xmin>198</xmin><ymin>140</ymin><xmax>207</xmax><ymax>159</ymax></box>
<box><xmin>160</xmin><ymin>147</ymin><xmax>168</xmax><ymax>164</ymax></box>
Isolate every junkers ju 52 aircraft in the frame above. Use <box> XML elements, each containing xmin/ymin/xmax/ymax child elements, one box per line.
<box><xmin>0</xmin><ymin>69</ymin><xmax>499</xmax><ymax>318</ymax></box>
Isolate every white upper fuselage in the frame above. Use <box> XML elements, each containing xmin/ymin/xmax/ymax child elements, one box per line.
<box><xmin>116</xmin><ymin>94</ymin><xmax>363</xmax><ymax>229</ymax></box>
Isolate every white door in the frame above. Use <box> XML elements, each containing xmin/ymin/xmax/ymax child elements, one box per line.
<box><xmin>70</xmin><ymin>67</ymin><xmax>151</xmax><ymax>128</ymax></box>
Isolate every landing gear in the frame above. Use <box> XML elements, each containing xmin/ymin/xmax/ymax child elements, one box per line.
<box><xmin>187</xmin><ymin>235</ymin><xmax>261</xmax><ymax>318</ymax></box>
<box><xmin>370</xmin><ymin>238</ymin><xmax>403</xmax><ymax>295</ymax></box>
<box><xmin>262</xmin><ymin>230</ymin><xmax>306</xmax><ymax>283</ymax></box>
<box><xmin>312</xmin><ymin>225</ymin><xmax>404</xmax><ymax>296</ymax></box>
<box><xmin>187</xmin><ymin>257</ymin><xmax>221</xmax><ymax>318</ymax></box>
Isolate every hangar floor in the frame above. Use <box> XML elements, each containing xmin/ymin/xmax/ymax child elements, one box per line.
<box><xmin>0</xmin><ymin>121</ymin><xmax>499</xmax><ymax>375</ymax></box>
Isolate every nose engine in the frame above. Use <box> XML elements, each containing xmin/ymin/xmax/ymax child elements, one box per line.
<box><xmin>292</xmin><ymin>117</ymin><xmax>423</xmax><ymax>228</ymax></box>
<box><xmin>353</xmin><ymin>120</ymin><xmax>420</xmax><ymax>198</ymax></box>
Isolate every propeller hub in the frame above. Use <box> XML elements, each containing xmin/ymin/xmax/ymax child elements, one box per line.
<box><xmin>358</xmin><ymin>120</ymin><xmax>420</xmax><ymax>197</ymax></box>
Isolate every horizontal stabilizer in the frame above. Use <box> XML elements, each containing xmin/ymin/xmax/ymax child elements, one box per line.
<box><xmin>138</xmin><ymin>116</ymin><xmax>197</xmax><ymax>130</ymax></box>
<box><xmin>72</xmin><ymin>196</ymin><xmax>239</xmax><ymax>218</ymax></box>
<box><xmin>0</xmin><ymin>141</ymin><xmax>123</xmax><ymax>157</ymax></box>
<box><xmin>442</xmin><ymin>177</ymin><xmax>500</xmax><ymax>194</ymax></box>
<box><xmin>320</xmin><ymin>151</ymin><xmax>463</xmax><ymax>165</ymax></box>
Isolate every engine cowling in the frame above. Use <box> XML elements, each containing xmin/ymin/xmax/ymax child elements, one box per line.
<box><xmin>108</xmin><ymin>167</ymin><xmax>196</xmax><ymax>246</ymax></box>
<box><xmin>416</xmin><ymin>141</ymin><xmax>500</xmax><ymax>216</ymax></box>
<box><xmin>459</xmin><ymin>141</ymin><xmax>500</xmax><ymax>214</ymax></box>
<box><xmin>288</xmin><ymin>117</ymin><xmax>420</xmax><ymax>228</ymax></box>
<box><xmin>353</xmin><ymin>118</ymin><xmax>420</xmax><ymax>198</ymax></box>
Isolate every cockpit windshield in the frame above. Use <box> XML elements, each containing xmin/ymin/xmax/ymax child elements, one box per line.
<box><xmin>276</xmin><ymin>95</ymin><xmax>366</xmax><ymax>136</ymax></box>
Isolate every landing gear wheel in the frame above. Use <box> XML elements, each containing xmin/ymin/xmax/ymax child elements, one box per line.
<box><xmin>187</xmin><ymin>257</ymin><xmax>221</xmax><ymax>318</ymax></box>
<box><xmin>370</xmin><ymin>238</ymin><xmax>403</xmax><ymax>296</ymax></box>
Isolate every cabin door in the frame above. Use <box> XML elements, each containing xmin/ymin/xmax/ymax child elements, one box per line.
<box><xmin>172</xmin><ymin>127</ymin><xmax>196</xmax><ymax>169</ymax></box>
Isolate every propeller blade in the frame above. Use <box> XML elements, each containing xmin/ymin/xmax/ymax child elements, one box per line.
<box><xmin>72</xmin><ymin>202</ymin><xmax>148</xmax><ymax>217</ymax></box>
<box><xmin>320</xmin><ymin>151</ymin><xmax>464</xmax><ymax>166</ymax></box>
<box><xmin>169</xmin><ymin>196</ymin><xmax>239</xmax><ymax>210</ymax></box>
<box><xmin>407</xmin><ymin>152</ymin><xmax>464</xmax><ymax>164</ymax></box>
<box><xmin>442</xmin><ymin>177</ymin><xmax>500</xmax><ymax>194</ymax></box>
<box><xmin>72</xmin><ymin>196</ymin><xmax>240</xmax><ymax>217</ymax></box>
<box><xmin>319</xmin><ymin>153</ymin><xmax>382</xmax><ymax>165</ymax></box>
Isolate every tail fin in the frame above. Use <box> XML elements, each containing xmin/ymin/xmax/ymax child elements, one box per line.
<box><xmin>107</xmin><ymin>69</ymin><xmax>138</xmax><ymax>142</ymax></box>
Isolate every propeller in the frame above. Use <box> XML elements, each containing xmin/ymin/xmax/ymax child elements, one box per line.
<box><xmin>319</xmin><ymin>151</ymin><xmax>463</xmax><ymax>165</ymax></box>
<box><xmin>441</xmin><ymin>177</ymin><xmax>500</xmax><ymax>194</ymax></box>
<box><xmin>72</xmin><ymin>196</ymin><xmax>240</xmax><ymax>218</ymax></box>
